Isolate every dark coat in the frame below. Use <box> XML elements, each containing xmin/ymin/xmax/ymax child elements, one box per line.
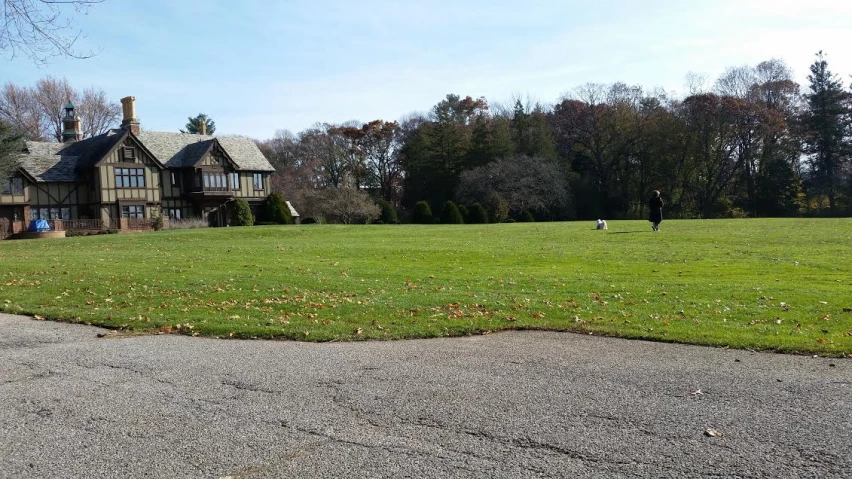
<box><xmin>649</xmin><ymin>196</ymin><xmax>663</xmax><ymax>223</ymax></box>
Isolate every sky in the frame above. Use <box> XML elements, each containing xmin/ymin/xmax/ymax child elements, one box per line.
<box><xmin>2</xmin><ymin>0</ymin><xmax>851</xmax><ymax>140</ymax></box>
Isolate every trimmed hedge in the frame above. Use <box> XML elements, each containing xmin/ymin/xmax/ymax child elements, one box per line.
<box><xmin>228</xmin><ymin>199</ymin><xmax>254</xmax><ymax>226</ymax></box>
<box><xmin>412</xmin><ymin>201</ymin><xmax>433</xmax><ymax>224</ymax></box>
<box><xmin>266</xmin><ymin>192</ymin><xmax>293</xmax><ymax>224</ymax></box>
<box><xmin>440</xmin><ymin>201</ymin><xmax>464</xmax><ymax>224</ymax></box>
<box><xmin>467</xmin><ymin>203</ymin><xmax>489</xmax><ymax>224</ymax></box>
<box><xmin>377</xmin><ymin>199</ymin><xmax>398</xmax><ymax>224</ymax></box>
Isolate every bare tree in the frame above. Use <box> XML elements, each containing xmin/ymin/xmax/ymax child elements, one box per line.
<box><xmin>684</xmin><ymin>72</ymin><xmax>709</xmax><ymax>96</ymax></box>
<box><xmin>1</xmin><ymin>0</ymin><xmax>104</xmax><ymax>64</ymax></box>
<box><xmin>456</xmin><ymin>154</ymin><xmax>571</xmax><ymax>219</ymax></box>
<box><xmin>33</xmin><ymin>75</ymin><xmax>74</xmax><ymax>141</ymax></box>
<box><xmin>0</xmin><ymin>82</ymin><xmax>42</xmax><ymax>139</ymax></box>
<box><xmin>715</xmin><ymin>65</ymin><xmax>758</xmax><ymax>100</ymax></box>
<box><xmin>77</xmin><ymin>86</ymin><xmax>120</xmax><ymax>138</ymax></box>
<box><xmin>0</xmin><ymin>76</ymin><xmax>119</xmax><ymax>141</ymax></box>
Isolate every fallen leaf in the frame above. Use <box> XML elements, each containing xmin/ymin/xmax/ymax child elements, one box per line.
<box><xmin>704</xmin><ymin>428</ymin><xmax>723</xmax><ymax>437</ymax></box>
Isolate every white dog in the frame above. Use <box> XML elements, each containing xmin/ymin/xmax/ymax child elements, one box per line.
<box><xmin>596</xmin><ymin>219</ymin><xmax>608</xmax><ymax>230</ymax></box>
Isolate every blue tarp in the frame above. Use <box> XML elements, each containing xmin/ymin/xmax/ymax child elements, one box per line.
<box><xmin>28</xmin><ymin>219</ymin><xmax>51</xmax><ymax>232</ymax></box>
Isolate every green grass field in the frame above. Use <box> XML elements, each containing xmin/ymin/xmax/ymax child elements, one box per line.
<box><xmin>1</xmin><ymin>219</ymin><xmax>850</xmax><ymax>356</ymax></box>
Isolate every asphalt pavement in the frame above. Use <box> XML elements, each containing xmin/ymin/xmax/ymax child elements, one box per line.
<box><xmin>1</xmin><ymin>313</ymin><xmax>849</xmax><ymax>478</ymax></box>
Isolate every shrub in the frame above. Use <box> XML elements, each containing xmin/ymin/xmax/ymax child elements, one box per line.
<box><xmin>486</xmin><ymin>193</ymin><xmax>509</xmax><ymax>223</ymax></box>
<box><xmin>265</xmin><ymin>192</ymin><xmax>293</xmax><ymax>224</ymax></box>
<box><xmin>228</xmin><ymin>199</ymin><xmax>254</xmax><ymax>226</ymax></box>
<box><xmin>150</xmin><ymin>215</ymin><xmax>164</xmax><ymax>231</ymax></box>
<box><xmin>377</xmin><ymin>199</ymin><xmax>398</xmax><ymax>224</ymax></box>
<box><xmin>458</xmin><ymin>205</ymin><xmax>469</xmax><ymax>222</ymax></box>
<box><xmin>467</xmin><ymin>203</ymin><xmax>489</xmax><ymax>224</ymax></box>
<box><xmin>412</xmin><ymin>201</ymin><xmax>433</xmax><ymax>224</ymax></box>
<box><xmin>519</xmin><ymin>210</ymin><xmax>535</xmax><ymax>222</ymax></box>
<box><xmin>440</xmin><ymin>201</ymin><xmax>464</xmax><ymax>224</ymax></box>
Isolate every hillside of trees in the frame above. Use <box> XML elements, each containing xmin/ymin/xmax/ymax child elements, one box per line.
<box><xmin>258</xmin><ymin>54</ymin><xmax>852</xmax><ymax>222</ymax></box>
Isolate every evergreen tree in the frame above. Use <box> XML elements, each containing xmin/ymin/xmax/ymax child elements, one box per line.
<box><xmin>377</xmin><ymin>199</ymin><xmax>398</xmax><ymax>224</ymax></box>
<box><xmin>228</xmin><ymin>199</ymin><xmax>254</xmax><ymax>226</ymax></box>
<box><xmin>181</xmin><ymin>113</ymin><xmax>216</xmax><ymax>135</ymax></box>
<box><xmin>412</xmin><ymin>201</ymin><xmax>433</xmax><ymax>224</ymax></box>
<box><xmin>440</xmin><ymin>200</ymin><xmax>464</xmax><ymax>224</ymax></box>
<box><xmin>467</xmin><ymin>203</ymin><xmax>489</xmax><ymax>224</ymax></box>
<box><xmin>519</xmin><ymin>210</ymin><xmax>535</xmax><ymax>222</ymax></box>
<box><xmin>265</xmin><ymin>192</ymin><xmax>293</xmax><ymax>224</ymax></box>
<box><xmin>457</xmin><ymin>204</ymin><xmax>469</xmax><ymax>222</ymax></box>
<box><xmin>0</xmin><ymin>120</ymin><xmax>24</xmax><ymax>181</ymax></box>
<box><xmin>801</xmin><ymin>52</ymin><xmax>851</xmax><ymax>213</ymax></box>
<box><xmin>486</xmin><ymin>192</ymin><xmax>509</xmax><ymax>223</ymax></box>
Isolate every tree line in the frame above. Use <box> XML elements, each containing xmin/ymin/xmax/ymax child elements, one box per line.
<box><xmin>258</xmin><ymin>53</ymin><xmax>852</xmax><ymax>222</ymax></box>
<box><xmin>3</xmin><ymin>53</ymin><xmax>851</xmax><ymax>222</ymax></box>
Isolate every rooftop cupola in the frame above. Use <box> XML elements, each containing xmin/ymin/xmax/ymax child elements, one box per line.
<box><xmin>62</xmin><ymin>101</ymin><xmax>83</xmax><ymax>142</ymax></box>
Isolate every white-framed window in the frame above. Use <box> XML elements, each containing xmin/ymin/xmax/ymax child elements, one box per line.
<box><xmin>30</xmin><ymin>207</ymin><xmax>70</xmax><ymax>220</ymax></box>
<box><xmin>115</xmin><ymin>168</ymin><xmax>145</xmax><ymax>188</ymax></box>
<box><xmin>253</xmin><ymin>173</ymin><xmax>263</xmax><ymax>190</ymax></box>
<box><xmin>167</xmin><ymin>208</ymin><xmax>182</xmax><ymax>219</ymax></box>
<box><xmin>121</xmin><ymin>205</ymin><xmax>145</xmax><ymax>219</ymax></box>
<box><xmin>229</xmin><ymin>172</ymin><xmax>239</xmax><ymax>190</ymax></box>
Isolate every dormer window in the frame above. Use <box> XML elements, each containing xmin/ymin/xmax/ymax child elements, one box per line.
<box><xmin>122</xmin><ymin>147</ymin><xmax>136</xmax><ymax>161</ymax></box>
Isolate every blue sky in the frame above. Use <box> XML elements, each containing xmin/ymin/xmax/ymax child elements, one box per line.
<box><xmin>3</xmin><ymin>0</ymin><xmax>850</xmax><ymax>140</ymax></box>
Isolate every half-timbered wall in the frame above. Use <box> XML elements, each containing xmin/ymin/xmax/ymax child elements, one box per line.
<box><xmin>0</xmin><ymin>174</ymin><xmax>29</xmax><ymax>205</ymax></box>
<box><xmin>97</xmin><ymin>139</ymin><xmax>162</xmax><ymax>205</ymax></box>
<box><xmin>237</xmin><ymin>172</ymin><xmax>269</xmax><ymax>199</ymax></box>
<box><xmin>26</xmin><ymin>181</ymin><xmax>88</xmax><ymax>219</ymax></box>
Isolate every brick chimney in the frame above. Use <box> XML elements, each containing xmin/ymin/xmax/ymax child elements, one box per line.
<box><xmin>200</xmin><ymin>120</ymin><xmax>206</xmax><ymax>136</ymax></box>
<box><xmin>120</xmin><ymin>96</ymin><xmax>140</xmax><ymax>135</ymax></box>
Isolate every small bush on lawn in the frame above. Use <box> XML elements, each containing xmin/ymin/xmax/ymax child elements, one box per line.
<box><xmin>150</xmin><ymin>215</ymin><xmax>164</xmax><ymax>231</ymax></box>
<box><xmin>265</xmin><ymin>193</ymin><xmax>293</xmax><ymax>224</ymax></box>
<box><xmin>440</xmin><ymin>201</ymin><xmax>464</xmax><ymax>224</ymax></box>
<box><xmin>467</xmin><ymin>203</ymin><xmax>489</xmax><ymax>224</ymax></box>
<box><xmin>377</xmin><ymin>199</ymin><xmax>398</xmax><ymax>224</ymax></box>
<box><xmin>228</xmin><ymin>199</ymin><xmax>254</xmax><ymax>226</ymax></box>
<box><xmin>412</xmin><ymin>201</ymin><xmax>433</xmax><ymax>224</ymax></box>
<box><xmin>519</xmin><ymin>210</ymin><xmax>535</xmax><ymax>222</ymax></box>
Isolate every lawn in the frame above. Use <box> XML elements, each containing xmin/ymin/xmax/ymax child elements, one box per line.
<box><xmin>1</xmin><ymin>219</ymin><xmax>850</xmax><ymax>356</ymax></box>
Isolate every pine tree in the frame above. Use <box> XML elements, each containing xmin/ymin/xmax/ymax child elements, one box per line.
<box><xmin>801</xmin><ymin>52</ymin><xmax>851</xmax><ymax>213</ymax></box>
<box><xmin>181</xmin><ymin>113</ymin><xmax>216</xmax><ymax>135</ymax></box>
<box><xmin>0</xmin><ymin>120</ymin><xmax>24</xmax><ymax>181</ymax></box>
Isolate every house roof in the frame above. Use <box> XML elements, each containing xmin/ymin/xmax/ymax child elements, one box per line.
<box><xmin>16</xmin><ymin>128</ymin><xmax>274</xmax><ymax>182</ymax></box>
<box><xmin>19</xmin><ymin>151</ymin><xmax>82</xmax><ymax>182</ymax></box>
<box><xmin>19</xmin><ymin>130</ymin><xmax>127</xmax><ymax>182</ymax></box>
<box><xmin>135</xmin><ymin>131</ymin><xmax>274</xmax><ymax>171</ymax></box>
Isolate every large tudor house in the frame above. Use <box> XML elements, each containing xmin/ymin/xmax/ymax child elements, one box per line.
<box><xmin>0</xmin><ymin>96</ymin><xmax>274</xmax><ymax>235</ymax></box>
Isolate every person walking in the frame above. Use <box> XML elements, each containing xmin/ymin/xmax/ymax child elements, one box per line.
<box><xmin>649</xmin><ymin>190</ymin><xmax>663</xmax><ymax>231</ymax></box>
